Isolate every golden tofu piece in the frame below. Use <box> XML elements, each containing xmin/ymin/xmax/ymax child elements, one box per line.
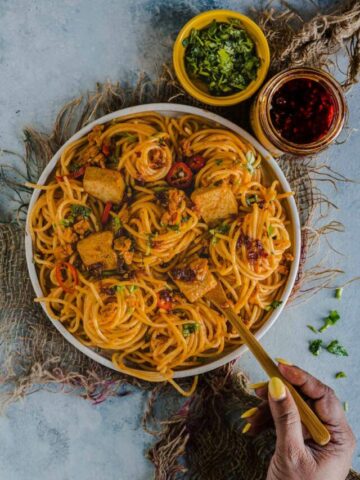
<box><xmin>83</xmin><ymin>166</ymin><xmax>125</xmax><ymax>204</ymax></box>
<box><xmin>77</xmin><ymin>231</ymin><xmax>117</xmax><ymax>270</ymax></box>
<box><xmin>173</xmin><ymin>271</ymin><xmax>217</xmax><ymax>303</ymax></box>
<box><xmin>191</xmin><ymin>185</ymin><xmax>238</xmax><ymax>224</ymax></box>
<box><xmin>171</xmin><ymin>258</ymin><xmax>217</xmax><ymax>303</ymax></box>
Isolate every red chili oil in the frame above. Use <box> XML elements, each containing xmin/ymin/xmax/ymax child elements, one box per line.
<box><xmin>270</xmin><ymin>78</ymin><xmax>335</xmax><ymax>144</ymax></box>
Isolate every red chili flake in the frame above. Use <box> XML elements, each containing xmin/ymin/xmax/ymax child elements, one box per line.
<box><xmin>270</xmin><ymin>78</ymin><xmax>336</xmax><ymax>144</ymax></box>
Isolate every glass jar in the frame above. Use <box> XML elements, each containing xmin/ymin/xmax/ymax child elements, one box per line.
<box><xmin>250</xmin><ymin>67</ymin><xmax>347</xmax><ymax>157</ymax></box>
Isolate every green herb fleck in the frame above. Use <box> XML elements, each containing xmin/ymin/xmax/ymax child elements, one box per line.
<box><xmin>309</xmin><ymin>339</ymin><xmax>323</xmax><ymax>356</ymax></box>
<box><xmin>344</xmin><ymin>401</ymin><xmax>349</xmax><ymax>412</ymax></box>
<box><xmin>326</xmin><ymin>340</ymin><xmax>348</xmax><ymax>357</ymax></box>
<box><xmin>335</xmin><ymin>287</ymin><xmax>343</xmax><ymax>300</ymax></box>
<box><xmin>335</xmin><ymin>371</ymin><xmax>347</xmax><ymax>379</ymax></box>
<box><xmin>307</xmin><ymin>325</ymin><xmax>319</xmax><ymax>334</ymax></box>
<box><xmin>182</xmin><ymin>323</ymin><xmax>200</xmax><ymax>337</ymax></box>
<box><xmin>113</xmin><ymin>216</ymin><xmax>122</xmax><ymax>233</ymax></box>
<box><xmin>167</xmin><ymin>224</ymin><xmax>180</xmax><ymax>232</ymax></box>
<box><xmin>70</xmin><ymin>204</ymin><xmax>91</xmax><ymax>218</ymax></box>
<box><xmin>215</xmin><ymin>159</ymin><xmax>223</xmax><ymax>166</ymax></box>
<box><xmin>319</xmin><ymin>310</ymin><xmax>340</xmax><ymax>333</ymax></box>
<box><xmin>144</xmin><ymin>330</ymin><xmax>151</xmax><ymax>342</ymax></box>
<box><xmin>60</xmin><ymin>216</ymin><xmax>75</xmax><ymax>227</ymax></box>
<box><xmin>246</xmin><ymin>195</ymin><xmax>258</xmax><ymax>206</ymax></box>
<box><xmin>267</xmin><ymin>225</ymin><xmax>274</xmax><ymax>237</ymax></box>
<box><xmin>116</xmin><ymin>285</ymin><xmax>126</xmax><ymax>293</ymax></box>
<box><xmin>128</xmin><ymin>285</ymin><xmax>138</xmax><ymax>294</ymax></box>
<box><xmin>264</xmin><ymin>300</ymin><xmax>283</xmax><ymax>312</ymax></box>
<box><xmin>210</xmin><ymin>222</ymin><xmax>230</xmax><ymax>244</ymax></box>
<box><xmin>69</xmin><ymin>162</ymin><xmax>82</xmax><ymax>173</ymax></box>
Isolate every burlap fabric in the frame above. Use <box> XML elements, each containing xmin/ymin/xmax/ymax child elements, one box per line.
<box><xmin>1</xmin><ymin>1</ymin><xmax>360</xmax><ymax>479</ymax></box>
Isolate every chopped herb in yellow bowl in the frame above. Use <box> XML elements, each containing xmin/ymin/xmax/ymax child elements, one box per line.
<box><xmin>173</xmin><ymin>10</ymin><xmax>270</xmax><ymax>106</ymax></box>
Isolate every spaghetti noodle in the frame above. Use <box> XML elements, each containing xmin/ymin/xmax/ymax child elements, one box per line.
<box><xmin>28</xmin><ymin>112</ymin><xmax>293</xmax><ymax>396</ymax></box>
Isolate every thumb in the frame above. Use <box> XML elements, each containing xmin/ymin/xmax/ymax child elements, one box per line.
<box><xmin>268</xmin><ymin>377</ymin><xmax>305</xmax><ymax>455</ymax></box>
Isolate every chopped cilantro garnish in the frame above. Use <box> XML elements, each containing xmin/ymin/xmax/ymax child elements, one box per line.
<box><xmin>264</xmin><ymin>300</ymin><xmax>282</xmax><ymax>311</ymax></box>
<box><xmin>184</xmin><ymin>19</ymin><xmax>260</xmax><ymax>96</ymax></box>
<box><xmin>307</xmin><ymin>325</ymin><xmax>319</xmax><ymax>334</ymax></box>
<box><xmin>335</xmin><ymin>287</ymin><xmax>343</xmax><ymax>299</ymax></box>
<box><xmin>182</xmin><ymin>323</ymin><xmax>199</xmax><ymax>337</ymax></box>
<box><xmin>335</xmin><ymin>371</ymin><xmax>347</xmax><ymax>379</ymax></box>
<box><xmin>70</xmin><ymin>204</ymin><xmax>91</xmax><ymax>218</ymax></box>
<box><xmin>309</xmin><ymin>339</ymin><xmax>323</xmax><ymax>356</ymax></box>
<box><xmin>319</xmin><ymin>310</ymin><xmax>340</xmax><ymax>333</ymax></box>
<box><xmin>326</xmin><ymin>340</ymin><xmax>348</xmax><ymax>357</ymax></box>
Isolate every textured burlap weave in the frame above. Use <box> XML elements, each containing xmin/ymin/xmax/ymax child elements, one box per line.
<box><xmin>1</xmin><ymin>1</ymin><xmax>360</xmax><ymax>479</ymax></box>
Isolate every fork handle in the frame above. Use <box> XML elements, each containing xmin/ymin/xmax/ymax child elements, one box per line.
<box><xmin>223</xmin><ymin>306</ymin><xmax>331</xmax><ymax>446</ymax></box>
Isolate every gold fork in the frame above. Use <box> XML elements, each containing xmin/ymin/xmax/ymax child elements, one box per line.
<box><xmin>206</xmin><ymin>283</ymin><xmax>331</xmax><ymax>446</ymax></box>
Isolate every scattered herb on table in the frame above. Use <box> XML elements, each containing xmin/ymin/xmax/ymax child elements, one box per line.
<box><xmin>344</xmin><ymin>401</ymin><xmax>349</xmax><ymax>412</ymax></box>
<box><xmin>335</xmin><ymin>371</ymin><xmax>347</xmax><ymax>379</ymax></box>
<box><xmin>335</xmin><ymin>287</ymin><xmax>343</xmax><ymax>299</ymax></box>
<box><xmin>326</xmin><ymin>340</ymin><xmax>348</xmax><ymax>357</ymax></box>
<box><xmin>183</xmin><ymin>19</ymin><xmax>260</xmax><ymax>96</ymax></box>
<box><xmin>309</xmin><ymin>339</ymin><xmax>323</xmax><ymax>356</ymax></box>
<box><xmin>319</xmin><ymin>310</ymin><xmax>340</xmax><ymax>333</ymax></box>
<box><xmin>307</xmin><ymin>325</ymin><xmax>319</xmax><ymax>334</ymax></box>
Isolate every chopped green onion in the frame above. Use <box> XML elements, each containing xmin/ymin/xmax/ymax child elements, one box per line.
<box><xmin>335</xmin><ymin>371</ymin><xmax>347</xmax><ymax>379</ymax></box>
<box><xmin>245</xmin><ymin>151</ymin><xmax>256</xmax><ymax>174</ymax></box>
<box><xmin>335</xmin><ymin>287</ymin><xmax>343</xmax><ymax>300</ymax></box>
<box><xmin>128</xmin><ymin>285</ymin><xmax>138</xmax><ymax>294</ymax></box>
<box><xmin>319</xmin><ymin>310</ymin><xmax>340</xmax><ymax>333</ymax></box>
<box><xmin>116</xmin><ymin>285</ymin><xmax>126</xmax><ymax>293</ymax></box>
<box><xmin>344</xmin><ymin>401</ymin><xmax>349</xmax><ymax>412</ymax></box>
<box><xmin>307</xmin><ymin>325</ymin><xmax>319</xmax><ymax>334</ymax></box>
<box><xmin>268</xmin><ymin>225</ymin><xmax>274</xmax><ymax>237</ymax></box>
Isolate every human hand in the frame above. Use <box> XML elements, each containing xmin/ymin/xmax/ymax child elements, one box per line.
<box><xmin>241</xmin><ymin>363</ymin><xmax>356</xmax><ymax>480</ymax></box>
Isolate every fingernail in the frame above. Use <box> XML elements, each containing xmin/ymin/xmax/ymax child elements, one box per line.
<box><xmin>248</xmin><ymin>381</ymin><xmax>268</xmax><ymax>389</ymax></box>
<box><xmin>241</xmin><ymin>407</ymin><xmax>258</xmax><ymax>419</ymax></box>
<box><xmin>275</xmin><ymin>357</ymin><xmax>292</xmax><ymax>366</ymax></box>
<box><xmin>242</xmin><ymin>422</ymin><xmax>252</xmax><ymax>434</ymax></box>
<box><xmin>269</xmin><ymin>377</ymin><xmax>287</xmax><ymax>401</ymax></box>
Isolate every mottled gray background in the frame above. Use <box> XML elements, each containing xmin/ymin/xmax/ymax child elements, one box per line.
<box><xmin>0</xmin><ymin>0</ymin><xmax>359</xmax><ymax>479</ymax></box>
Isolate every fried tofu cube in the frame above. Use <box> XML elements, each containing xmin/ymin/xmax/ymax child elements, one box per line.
<box><xmin>77</xmin><ymin>231</ymin><xmax>118</xmax><ymax>270</ymax></box>
<box><xmin>83</xmin><ymin>166</ymin><xmax>125</xmax><ymax>204</ymax></box>
<box><xmin>171</xmin><ymin>258</ymin><xmax>217</xmax><ymax>303</ymax></box>
<box><xmin>173</xmin><ymin>271</ymin><xmax>217</xmax><ymax>303</ymax></box>
<box><xmin>191</xmin><ymin>185</ymin><xmax>238</xmax><ymax>224</ymax></box>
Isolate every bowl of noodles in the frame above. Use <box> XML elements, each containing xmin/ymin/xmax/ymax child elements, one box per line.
<box><xmin>25</xmin><ymin>104</ymin><xmax>300</xmax><ymax>396</ymax></box>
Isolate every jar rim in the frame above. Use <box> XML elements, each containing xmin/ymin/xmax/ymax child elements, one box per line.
<box><xmin>257</xmin><ymin>67</ymin><xmax>347</xmax><ymax>155</ymax></box>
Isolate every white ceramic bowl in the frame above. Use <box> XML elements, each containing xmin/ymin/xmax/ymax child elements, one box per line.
<box><xmin>25</xmin><ymin>103</ymin><xmax>301</xmax><ymax>379</ymax></box>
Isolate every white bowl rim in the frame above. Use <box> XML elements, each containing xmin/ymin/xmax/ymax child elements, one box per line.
<box><xmin>25</xmin><ymin>102</ymin><xmax>301</xmax><ymax>380</ymax></box>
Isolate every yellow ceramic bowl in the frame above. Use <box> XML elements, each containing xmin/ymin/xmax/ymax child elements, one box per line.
<box><xmin>173</xmin><ymin>9</ymin><xmax>270</xmax><ymax>106</ymax></box>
